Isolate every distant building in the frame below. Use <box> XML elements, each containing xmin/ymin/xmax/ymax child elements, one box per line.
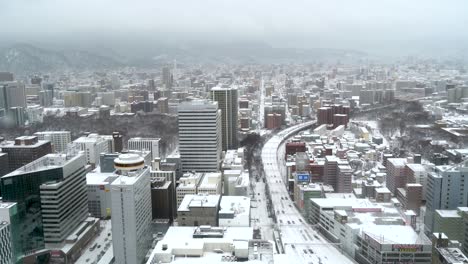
<box><xmin>386</xmin><ymin>158</ymin><xmax>407</xmax><ymax>194</ymax></box>
<box><xmin>73</xmin><ymin>134</ymin><xmax>111</xmax><ymax>166</ymax></box>
<box><xmin>127</xmin><ymin>137</ymin><xmax>160</xmax><ymax>160</ymax></box>
<box><xmin>210</xmin><ymin>87</ymin><xmax>238</xmax><ymax>150</ymax></box>
<box><xmin>150</xmin><ymin>177</ymin><xmax>175</xmax><ymax>222</ymax></box>
<box><xmin>34</xmin><ymin>131</ymin><xmax>71</xmax><ymax>153</ymax></box>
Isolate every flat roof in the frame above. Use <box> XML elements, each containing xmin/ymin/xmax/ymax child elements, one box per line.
<box><xmin>178</xmin><ymin>194</ymin><xmax>221</xmax><ymax>211</ymax></box>
<box><xmin>219</xmin><ymin>196</ymin><xmax>250</xmax><ymax>217</ymax></box>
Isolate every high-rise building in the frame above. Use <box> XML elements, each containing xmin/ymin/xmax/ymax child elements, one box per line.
<box><xmin>111</xmin><ymin>154</ymin><xmax>152</xmax><ymax>264</ymax></box>
<box><xmin>0</xmin><ymin>221</ymin><xmax>13</xmax><ymax>264</ymax></box>
<box><xmin>0</xmin><ymin>203</ymin><xmax>20</xmax><ymax>263</ymax></box>
<box><xmin>39</xmin><ymin>155</ymin><xmax>89</xmax><ymax>246</ymax></box>
<box><xmin>162</xmin><ymin>67</ymin><xmax>173</xmax><ymax>89</ymax></box>
<box><xmin>178</xmin><ymin>100</ymin><xmax>222</xmax><ymax>173</ymax></box>
<box><xmin>127</xmin><ymin>137</ymin><xmax>160</xmax><ymax>160</ymax></box>
<box><xmin>0</xmin><ymin>152</ymin><xmax>87</xmax><ymax>255</ymax></box>
<box><xmin>0</xmin><ymin>82</ymin><xmax>26</xmax><ymax>112</ymax></box>
<box><xmin>425</xmin><ymin>165</ymin><xmax>468</xmax><ymax>234</ymax></box>
<box><xmin>34</xmin><ymin>131</ymin><xmax>72</xmax><ymax>153</ymax></box>
<box><xmin>386</xmin><ymin>158</ymin><xmax>407</xmax><ymax>194</ymax></box>
<box><xmin>210</xmin><ymin>87</ymin><xmax>238</xmax><ymax>150</ymax></box>
<box><xmin>0</xmin><ymin>136</ymin><xmax>52</xmax><ymax>172</ymax></box>
<box><xmin>337</xmin><ymin>163</ymin><xmax>352</xmax><ymax>193</ymax></box>
<box><xmin>0</xmin><ymin>72</ymin><xmax>14</xmax><ymax>82</ymax></box>
<box><xmin>150</xmin><ymin>177</ymin><xmax>175</xmax><ymax>222</ymax></box>
<box><xmin>324</xmin><ymin>156</ymin><xmax>339</xmax><ymax>190</ymax></box>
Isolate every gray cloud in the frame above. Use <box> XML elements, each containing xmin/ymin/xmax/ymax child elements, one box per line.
<box><xmin>1</xmin><ymin>0</ymin><xmax>467</xmax><ymax>56</ymax></box>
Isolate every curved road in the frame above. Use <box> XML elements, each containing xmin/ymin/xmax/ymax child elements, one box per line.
<box><xmin>262</xmin><ymin>121</ymin><xmax>355</xmax><ymax>263</ymax></box>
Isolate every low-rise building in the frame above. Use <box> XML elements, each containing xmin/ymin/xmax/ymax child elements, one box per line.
<box><xmin>178</xmin><ymin>194</ymin><xmax>221</xmax><ymax>227</ymax></box>
<box><xmin>218</xmin><ymin>196</ymin><xmax>251</xmax><ymax>227</ymax></box>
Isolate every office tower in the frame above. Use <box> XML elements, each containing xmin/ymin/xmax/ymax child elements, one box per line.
<box><xmin>0</xmin><ymin>82</ymin><xmax>26</xmax><ymax>112</ymax></box>
<box><xmin>210</xmin><ymin>87</ymin><xmax>238</xmax><ymax>150</ymax></box>
<box><xmin>34</xmin><ymin>131</ymin><xmax>71</xmax><ymax>153</ymax></box>
<box><xmin>0</xmin><ymin>152</ymin><xmax>87</xmax><ymax>255</ymax></box>
<box><xmin>39</xmin><ymin>90</ymin><xmax>53</xmax><ymax>107</ymax></box>
<box><xmin>425</xmin><ymin>165</ymin><xmax>468</xmax><ymax>234</ymax></box>
<box><xmin>112</xmin><ymin>132</ymin><xmax>123</xmax><ymax>153</ymax></box>
<box><xmin>111</xmin><ymin>154</ymin><xmax>152</xmax><ymax>264</ymax></box>
<box><xmin>178</xmin><ymin>100</ymin><xmax>222</xmax><ymax>173</ymax></box>
<box><xmin>0</xmin><ymin>203</ymin><xmax>20</xmax><ymax>263</ymax></box>
<box><xmin>42</xmin><ymin>83</ymin><xmax>54</xmax><ymax>99</ymax></box>
<box><xmin>162</xmin><ymin>67</ymin><xmax>173</xmax><ymax>89</ymax></box>
<box><xmin>0</xmin><ymin>136</ymin><xmax>52</xmax><ymax>172</ymax></box>
<box><xmin>0</xmin><ymin>72</ymin><xmax>14</xmax><ymax>82</ymax></box>
<box><xmin>324</xmin><ymin>156</ymin><xmax>339</xmax><ymax>191</ymax></box>
<box><xmin>0</xmin><ymin>221</ymin><xmax>13</xmax><ymax>264</ymax></box>
<box><xmin>39</xmin><ymin>155</ymin><xmax>89</xmax><ymax>246</ymax></box>
<box><xmin>127</xmin><ymin>137</ymin><xmax>160</xmax><ymax>160</ymax></box>
<box><xmin>8</xmin><ymin>107</ymin><xmax>25</xmax><ymax>126</ymax></box>
<box><xmin>337</xmin><ymin>163</ymin><xmax>352</xmax><ymax>193</ymax></box>
<box><xmin>386</xmin><ymin>158</ymin><xmax>407</xmax><ymax>194</ymax></box>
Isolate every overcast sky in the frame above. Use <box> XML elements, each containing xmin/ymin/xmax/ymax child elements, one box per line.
<box><xmin>1</xmin><ymin>0</ymin><xmax>468</xmax><ymax>55</ymax></box>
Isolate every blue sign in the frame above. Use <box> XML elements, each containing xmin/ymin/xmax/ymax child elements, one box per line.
<box><xmin>297</xmin><ymin>174</ymin><xmax>310</xmax><ymax>182</ymax></box>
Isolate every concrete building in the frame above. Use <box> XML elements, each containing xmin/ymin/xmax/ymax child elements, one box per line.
<box><xmin>425</xmin><ymin>165</ymin><xmax>468</xmax><ymax>234</ymax></box>
<box><xmin>127</xmin><ymin>137</ymin><xmax>160</xmax><ymax>160</ymax></box>
<box><xmin>396</xmin><ymin>183</ymin><xmax>423</xmax><ymax>215</ymax></box>
<box><xmin>176</xmin><ymin>172</ymin><xmax>203</xmax><ymax>207</ymax></box>
<box><xmin>406</xmin><ymin>163</ymin><xmax>428</xmax><ymax>200</ymax></box>
<box><xmin>210</xmin><ymin>87</ymin><xmax>238</xmax><ymax>150</ymax></box>
<box><xmin>386</xmin><ymin>158</ymin><xmax>407</xmax><ymax>194</ymax></box>
<box><xmin>74</xmin><ymin>134</ymin><xmax>111</xmax><ymax>166</ymax></box>
<box><xmin>146</xmin><ymin>226</ymin><xmax>257</xmax><ymax>264</ymax></box>
<box><xmin>111</xmin><ymin>154</ymin><xmax>152</xmax><ymax>264</ymax></box>
<box><xmin>433</xmin><ymin>208</ymin><xmax>467</xmax><ymax>243</ymax></box>
<box><xmin>337</xmin><ymin>163</ymin><xmax>353</xmax><ymax>193</ymax></box>
<box><xmin>197</xmin><ymin>172</ymin><xmax>222</xmax><ymax>196</ymax></box>
<box><xmin>0</xmin><ymin>221</ymin><xmax>13</xmax><ymax>264</ymax></box>
<box><xmin>86</xmin><ymin>172</ymin><xmax>118</xmax><ymax>219</ymax></box>
<box><xmin>34</xmin><ymin>131</ymin><xmax>72</xmax><ymax>153</ymax></box>
<box><xmin>309</xmin><ymin>197</ymin><xmax>432</xmax><ymax>263</ymax></box>
<box><xmin>178</xmin><ymin>100</ymin><xmax>222</xmax><ymax>173</ymax></box>
<box><xmin>151</xmin><ymin>177</ymin><xmax>175</xmax><ymax>222</ymax></box>
<box><xmin>218</xmin><ymin>196</ymin><xmax>251</xmax><ymax>227</ymax></box>
<box><xmin>177</xmin><ymin>194</ymin><xmax>221</xmax><ymax>227</ymax></box>
<box><xmin>324</xmin><ymin>156</ymin><xmax>339</xmax><ymax>191</ymax></box>
<box><xmin>0</xmin><ymin>136</ymin><xmax>52</xmax><ymax>172</ymax></box>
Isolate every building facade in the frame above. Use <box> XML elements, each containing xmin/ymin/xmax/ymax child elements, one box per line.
<box><xmin>178</xmin><ymin>100</ymin><xmax>222</xmax><ymax>173</ymax></box>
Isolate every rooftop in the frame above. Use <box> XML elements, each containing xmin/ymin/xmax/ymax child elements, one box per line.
<box><xmin>3</xmin><ymin>152</ymin><xmax>85</xmax><ymax>177</ymax></box>
<box><xmin>178</xmin><ymin>194</ymin><xmax>221</xmax><ymax>211</ymax></box>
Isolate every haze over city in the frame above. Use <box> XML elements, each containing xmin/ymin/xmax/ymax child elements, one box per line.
<box><xmin>1</xmin><ymin>1</ymin><xmax>468</xmax><ymax>264</ymax></box>
<box><xmin>1</xmin><ymin>0</ymin><xmax>468</xmax><ymax>57</ymax></box>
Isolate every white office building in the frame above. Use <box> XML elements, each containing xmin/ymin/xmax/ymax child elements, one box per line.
<box><xmin>34</xmin><ymin>131</ymin><xmax>71</xmax><ymax>153</ymax></box>
<box><xmin>39</xmin><ymin>153</ymin><xmax>89</xmax><ymax>246</ymax></box>
<box><xmin>111</xmin><ymin>154</ymin><xmax>152</xmax><ymax>264</ymax></box>
<box><xmin>74</xmin><ymin>134</ymin><xmax>111</xmax><ymax>166</ymax></box>
<box><xmin>178</xmin><ymin>100</ymin><xmax>222</xmax><ymax>173</ymax></box>
<box><xmin>128</xmin><ymin>137</ymin><xmax>160</xmax><ymax>160</ymax></box>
